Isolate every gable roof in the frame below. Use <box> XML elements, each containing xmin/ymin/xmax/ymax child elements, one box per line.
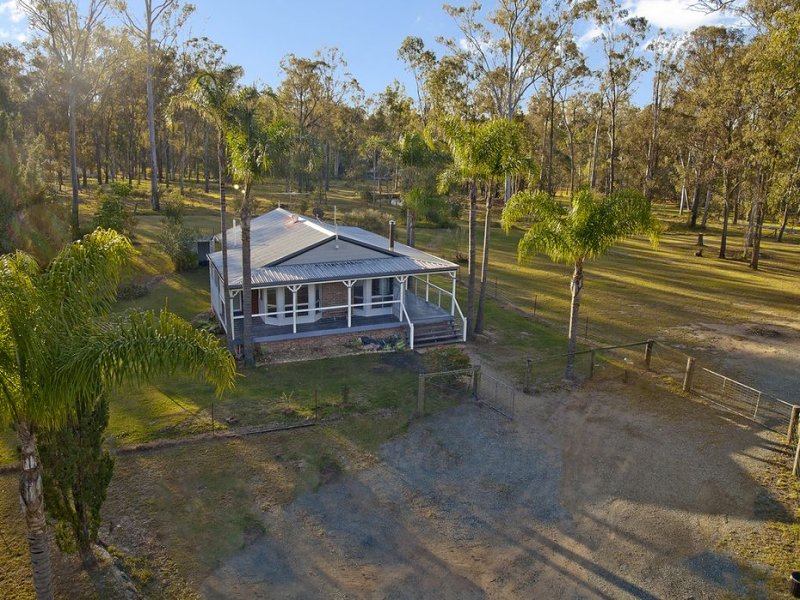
<box><xmin>208</xmin><ymin>208</ymin><xmax>458</xmax><ymax>288</ymax></box>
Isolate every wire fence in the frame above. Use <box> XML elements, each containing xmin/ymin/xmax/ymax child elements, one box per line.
<box><xmin>691</xmin><ymin>366</ymin><xmax>795</xmax><ymax>434</ymax></box>
<box><xmin>476</xmin><ymin>371</ymin><xmax>517</xmax><ymax>419</ymax></box>
<box><xmin>520</xmin><ymin>340</ymin><xmax>799</xmax><ymax>444</ymax></box>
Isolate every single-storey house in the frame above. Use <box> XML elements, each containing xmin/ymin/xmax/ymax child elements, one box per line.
<box><xmin>207</xmin><ymin>208</ymin><xmax>466</xmax><ymax>350</ymax></box>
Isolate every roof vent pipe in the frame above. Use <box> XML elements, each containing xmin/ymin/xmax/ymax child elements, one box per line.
<box><xmin>388</xmin><ymin>220</ymin><xmax>396</xmax><ymax>250</ymax></box>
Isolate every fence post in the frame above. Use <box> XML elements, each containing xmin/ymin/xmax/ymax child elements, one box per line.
<box><xmin>211</xmin><ymin>402</ymin><xmax>215</xmax><ymax>436</ymax></box>
<box><xmin>584</xmin><ymin>316</ymin><xmax>589</xmax><ymax>339</ymax></box>
<box><xmin>471</xmin><ymin>365</ymin><xmax>480</xmax><ymax>400</ymax></box>
<box><xmin>682</xmin><ymin>357</ymin><xmax>696</xmax><ymax>392</ymax></box>
<box><xmin>533</xmin><ymin>294</ymin><xmax>537</xmax><ymax>317</ymax></box>
<box><xmin>417</xmin><ymin>374</ymin><xmax>425</xmax><ymax>417</ymax></box>
<box><xmin>524</xmin><ymin>358</ymin><xmax>532</xmax><ymax>394</ymax></box>
<box><xmin>787</xmin><ymin>406</ymin><xmax>800</xmax><ymax>445</ymax></box>
<box><xmin>644</xmin><ymin>340</ymin><xmax>654</xmax><ymax>370</ymax></box>
<box><xmin>794</xmin><ymin>435</ymin><xmax>800</xmax><ymax>477</ymax></box>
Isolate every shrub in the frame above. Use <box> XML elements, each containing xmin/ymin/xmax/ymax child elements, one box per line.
<box><xmin>159</xmin><ymin>219</ymin><xmax>198</xmax><ymax>271</ymax></box>
<box><xmin>423</xmin><ymin>346</ymin><xmax>471</xmax><ymax>373</ymax></box>
<box><xmin>94</xmin><ymin>184</ymin><xmax>136</xmax><ymax>236</ymax></box>
<box><xmin>345</xmin><ymin>208</ymin><xmax>393</xmax><ymax>234</ymax></box>
<box><xmin>160</xmin><ymin>191</ymin><xmax>185</xmax><ymax>222</ymax></box>
<box><xmin>116</xmin><ymin>282</ymin><xmax>149</xmax><ymax>301</ymax></box>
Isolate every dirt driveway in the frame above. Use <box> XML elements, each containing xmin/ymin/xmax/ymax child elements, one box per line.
<box><xmin>201</xmin><ymin>375</ymin><xmax>784</xmax><ymax>599</ymax></box>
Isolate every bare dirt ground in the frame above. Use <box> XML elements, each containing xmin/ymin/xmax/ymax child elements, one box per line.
<box><xmin>200</xmin><ymin>374</ymin><xmax>786</xmax><ymax>600</ymax></box>
<box><xmin>662</xmin><ymin>310</ymin><xmax>800</xmax><ymax>404</ymax></box>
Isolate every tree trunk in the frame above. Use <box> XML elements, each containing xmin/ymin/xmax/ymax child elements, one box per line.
<box><xmin>324</xmin><ymin>141</ymin><xmax>331</xmax><ymax>192</ymax></box>
<box><xmin>95</xmin><ymin>134</ymin><xmax>103</xmax><ymax>186</ymax></box>
<box><xmin>406</xmin><ymin>209</ymin><xmax>415</xmax><ymax>248</ymax></box>
<box><xmin>777</xmin><ymin>199</ymin><xmax>791</xmax><ymax>242</ymax></box>
<box><xmin>590</xmin><ymin>119</ymin><xmax>600</xmax><ymax>191</ymax></box>
<box><xmin>466</xmin><ymin>178</ymin><xmax>477</xmax><ymax>339</ymax></box>
<box><xmin>474</xmin><ymin>191</ymin><xmax>493</xmax><ymax>335</ymax></box>
<box><xmin>689</xmin><ymin>180</ymin><xmax>701</xmax><ymax>228</ymax></box>
<box><xmin>146</xmin><ymin>59</ymin><xmax>160</xmax><ymax>211</ymax></box>
<box><xmin>564</xmin><ymin>259</ymin><xmax>584</xmax><ymax>380</ymax></box>
<box><xmin>719</xmin><ymin>170</ymin><xmax>731</xmax><ymax>259</ymax></box>
<box><xmin>334</xmin><ymin>148</ymin><xmax>341</xmax><ymax>179</ymax></box>
<box><xmin>218</xmin><ymin>136</ymin><xmax>233</xmax><ymax>352</ymax></box>
<box><xmin>546</xmin><ymin>87</ymin><xmax>556</xmax><ymax>196</ymax></box>
<box><xmin>17</xmin><ymin>422</ymin><xmax>54</xmax><ymax>600</ymax></box>
<box><xmin>608</xmin><ymin>103</ymin><xmax>617</xmax><ymax>194</ymax></box>
<box><xmin>68</xmin><ymin>92</ymin><xmax>80</xmax><ymax>239</ymax></box>
<box><xmin>241</xmin><ymin>181</ymin><xmax>255</xmax><ymax>366</ymax></box>
<box><xmin>203</xmin><ymin>126</ymin><xmax>210</xmax><ymax>193</ymax></box>
<box><xmin>750</xmin><ymin>172</ymin><xmax>767</xmax><ymax>270</ymax></box>
<box><xmin>700</xmin><ymin>188</ymin><xmax>712</xmax><ymax>229</ymax></box>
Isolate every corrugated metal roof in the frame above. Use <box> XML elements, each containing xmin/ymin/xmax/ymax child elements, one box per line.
<box><xmin>209</xmin><ymin>208</ymin><xmax>458</xmax><ymax>287</ymax></box>
<box><xmin>243</xmin><ymin>256</ymin><xmax>454</xmax><ymax>287</ymax></box>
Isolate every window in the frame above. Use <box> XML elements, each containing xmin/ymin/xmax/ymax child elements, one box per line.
<box><xmin>265</xmin><ymin>288</ymin><xmax>277</xmax><ymax>317</ymax></box>
<box><xmin>232</xmin><ymin>291</ymin><xmax>242</xmax><ymax>315</ymax></box>
<box><xmin>371</xmin><ymin>278</ymin><xmax>393</xmax><ymax>308</ymax></box>
<box><xmin>287</xmin><ymin>285</ymin><xmax>313</xmax><ymax>317</ymax></box>
<box><xmin>353</xmin><ymin>281</ymin><xmax>364</xmax><ymax>307</ymax></box>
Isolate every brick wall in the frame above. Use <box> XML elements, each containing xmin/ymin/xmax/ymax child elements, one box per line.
<box><xmin>257</xmin><ymin>326</ymin><xmax>406</xmax><ymax>364</ymax></box>
<box><xmin>320</xmin><ymin>282</ymin><xmax>348</xmax><ymax>319</ymax></box>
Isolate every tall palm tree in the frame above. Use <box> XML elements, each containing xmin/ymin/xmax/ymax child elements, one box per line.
<box><xmin>225</xmin><ymin>87</ymin><xmax>289</xmax><ymax>366</ymax></box>
<box><xmin>502</xmin><ymin>189</ymin><xmax>660</xmax><ymax>379</ymax></box>
<box><xmin>0</xmin><ymin>229</ymin><xmax>236</xmax><ymax>600</ymax></box>
<box><xmin>439</xmin><ymin>118</ymin><xmax>529</xmax><ymax>337</ymax></box>
<box><xmin>175</xmin><ymin>66</ymin><xmax>243</xmax><ymax>350</ymax></box>
<box><xmin>468</xmin><ymin>119</ymin><xmax>528</xmax><ymax>335</ymax></box>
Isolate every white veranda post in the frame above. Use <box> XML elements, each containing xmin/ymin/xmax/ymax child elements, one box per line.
<box><xmin>450</xmin><ymin>271</ymin><xmax>456</xmax><ymax>315</ymax></box>
<box><xmin>343</xmin><ymin>280</ymin><xmax>356</xmax><ymax>328</ymax></box>
<box><xmin>288</xmin><ymin>284</ymin><xmax>301</xmax><ymax>334</ymax></box>
<box><xmin>395</xmin><ymin>275</ymin><xmax>408</xmax><ymax>322</ymax></box>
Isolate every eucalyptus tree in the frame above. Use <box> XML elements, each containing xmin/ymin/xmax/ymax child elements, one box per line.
<box><xmin>591</xmin><ymin>0</ymin><xmax>649</xmax><ymax>193</ymax></box>
<box><xmin>643</xmin><ymin>31</ymin><xmax>680</xmax><ymax>203</ymax></box>
<box><xmin>502</xmin><ymin>189</ymin><xmax>659</xmax><ymax>378</ymax></box>
<box><xmin>398</xmin><ymin>36</ymin><xmax>437</xmax><ymax>122</ymax></box>
<box><xmin>397</xmin><ymin>129</ymin><xmax>448</xmax><ymax>246</ymax></box>
<box><xmin>440</xmin><ymin>0</ymin><xmax>584</xmax><ymax>199</ymax></box>
<box><xmin>121</xmin><ymin>0</ymin><xmax>194</xmax><ymax>211</ymax></box>
<box><xmin>20</xmin><ymin>0</ymin><xmax>109</xmax><ymax>238</ymax></box>
<box><xmin>0</xmin><ymin>229</ymin><xmax>235</xmax><ymax>600</ymax></box>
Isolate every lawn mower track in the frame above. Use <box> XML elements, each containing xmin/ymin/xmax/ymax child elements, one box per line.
<box><xmin>202</xmin><ymin>378</ymin><xmax>779</xmax><ymax>599</ymax></box>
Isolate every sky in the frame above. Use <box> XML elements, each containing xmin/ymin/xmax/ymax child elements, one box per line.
<box><xmin>0</xmin><ymin>0</ymin><xmax>743</xmax><ymax>107</ymax></box>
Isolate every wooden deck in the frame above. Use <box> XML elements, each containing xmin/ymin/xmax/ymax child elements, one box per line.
<box><xmin>231</xmin><ymin>292</ymin><xmax>454</xmax><ymax>344</ymax></box>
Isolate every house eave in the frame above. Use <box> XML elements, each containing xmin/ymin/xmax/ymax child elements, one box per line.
<box><xmin>225</xmin><ymin>266</ymin><xmax>457</xmax><ymax>290</ymax></box>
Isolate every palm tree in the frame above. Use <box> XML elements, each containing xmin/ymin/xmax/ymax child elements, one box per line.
<box><xmin>438</xmin><ymin>120</ymin><xmax>483</xmax><ymax>339</ymax></box>
<box><xmin>225</xmin><ymin>87</ymin><xmax>289</xmax><ymax>366</ymax></box>
<box><xmin>501</xmin><ymin>189</ymin><xmax>660</xmax><ymax>379</ymax></box>
<box><xmin>439</xmin><ymin>118</ymin><xmax>529</xmax><ymax>336</ymax></box>
<box><xmin>175</xmin><ymin>66</ymin><xmax>243</xmax><ymax>351</ymax></box>
<box><xmin>0</xmin><ymin>229</ymin><xmax>236</xmax><ymax>600</ymax></box>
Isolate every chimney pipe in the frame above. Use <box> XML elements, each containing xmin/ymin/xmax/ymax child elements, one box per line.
<box><xmin>388</xmin><ymin>220</ymin><xmax>396</xmax><ymax>250</ymax></box>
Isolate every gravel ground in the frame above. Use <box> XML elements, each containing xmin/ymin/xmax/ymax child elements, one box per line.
<box><xmin>201</xmin><ymin>373</ymin><xmax>782</xmax><ymax>599</ymax></box>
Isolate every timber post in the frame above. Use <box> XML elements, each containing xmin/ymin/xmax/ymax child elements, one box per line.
<box><xmin>644</xmin><ymin>340</ymin><xmax>654</xmax><ymax>370</ymax></box>
<box><xmin>471</xmin><ymin>365</ymin><xmax>480</xmax><ymax>401</ymax></box>
<box><xmin>787</xmin><ymin>406</ymin><xmax>800</xmax><ymax>445</ymax></box>
<box><xmin>683</xmin><ymin>357</ymin><xmax>696</xmax><ymax>392</ymax></box>
<box><xmin>794</xmin><ymin>435</ymin><xmax>800</xmax><ymax>478</ymax></box>
<box><xmin>524</xmin><ymin>358</ymin><xmax>532</xmax><ymax>394</ymax></box>
<box><xmin>589</xmin><ymin>350</ymin><xmax>595</xmax><ymax>379</ymax></box>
